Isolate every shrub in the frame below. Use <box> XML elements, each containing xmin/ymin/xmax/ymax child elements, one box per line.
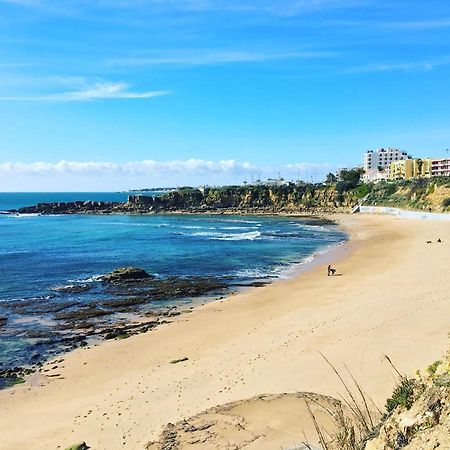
<box><xmin>354</xmin><ymin>184</ymin><xmax>372</xmax><ymax>199</ymax></box>
<box><xmin>442</xmin><ymin>197</ymin><xmax>450</xmax><ymax>208</ymax></box>
<box><xmin>427</xmin><ymin>360</ymin><xmax>442</xmax><ymax>377</ymax></box>
<box><xmin>385</xmin><ymin>378</ymin><xmax>418</xmax><ymax>412</ymax></box>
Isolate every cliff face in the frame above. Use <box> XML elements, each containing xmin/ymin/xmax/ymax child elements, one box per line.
<box><xmin>127</xmin><ymin>184</ymin><xmax>361</xmax><ymax>213</ymax></box>
<box><xmin>13</xmin><ymin>178</ymin><xmax>450</xmax><ymax>215</ymax></box>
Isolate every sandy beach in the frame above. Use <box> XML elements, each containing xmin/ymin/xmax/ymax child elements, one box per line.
<box><xmin>1</xmin><ymin>213</ymin><xmax>449</xmax><ymax>450</ymax></box>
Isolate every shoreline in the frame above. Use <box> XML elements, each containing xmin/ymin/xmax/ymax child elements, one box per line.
<box><xmin>0</xmin><ymin>216</ymin><xmax>347</xmax><ymax>386</ymax></box>
<box><xmin>1</xmin><ymin>213</ymin><xmax>450</xmax><ymax>449</ymax></box>
<box><xmin>0</xmin><ymin>214</ymin><xmax>345</xmax><ymax>386</ymax></box>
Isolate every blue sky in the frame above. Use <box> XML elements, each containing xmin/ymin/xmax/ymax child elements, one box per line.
<box><xmin>1</xmin><ymin>0</ymin><xmax>450</xmax><ymax>190</ymax></box>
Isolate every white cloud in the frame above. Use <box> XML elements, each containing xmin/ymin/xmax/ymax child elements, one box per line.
<box><xmin>0</xmin><ymin>159</ymin><xmax>332</xmax><ymax>177</ymax></box>
<box><xmin>0</xmin><ymin>159</ymin><xmax>256</xmax><ymax>176</ymax></box>
<box><xmin>0</xmin><ymin>81</ymin><xmax>171</xmax><ymax>102</ymax></box>
<box><xmin>0</xmin><ymin>159</ymin><xmax>335</xmax><ymax>190</ymax></box>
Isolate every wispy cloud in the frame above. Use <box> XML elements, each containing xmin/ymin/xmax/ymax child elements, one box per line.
<box><xmin>0</xmin><ymin>80</ymin><xmax>171</xmax><ymax>102</ymax></box>
<box><xmin>347</xmin><ymin>56</ymin><xmax>450</xmax><ymax>74</ymax></box>
<box><xmin>131</xmin><ymin>0</ymin><xmax>366</xmax><ymax>15</ymax></box>
<box><xmin>386</xmin><ymin>19</ymin><xmax>450</xmax><ymax>30</ymax></box>
<box><xmin>0</xmin><ymin>0</ymin><xmax>40</xmax><ymax>5</ymax></box>
<box><xmin>0</xmin><ymin>0</ymin><xmax>367</xmax><ymax>16</ymax></box>
<box><xmin>109</xmin><ymin>49</ymin><xmax>334</xmax><ymax>67</ymax></box>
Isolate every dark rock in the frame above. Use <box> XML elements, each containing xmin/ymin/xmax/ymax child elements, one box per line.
<box><xmin>0</xmin><ymin>317</ymin><xmax>7</xmax><ymax>327</ymax></box>
<box><xmin>101</xmin><ymin>297</ymin><xmax>149</xmax><ymax>308</ymax></box>
<box><xmin>100</xmin><ymin>320</ymin><xmax>158</xmax><ymax>340</ymax></box>
<box><xmin>0</xmin><ymin>366</ymin><xmax>34</xmax><ymax>389</ymax></box>
<box><xmin>20</xmin><ymin>329</ymin><xmax>57</xmax><ymax>339</ymax></box>
<box><xmin>100</xmin><ymin>267</ymin><xmax>154</xmax><ymax>283</ymax></box>
<box><xmin>54</xmin><ymin>307</ymin><xmax>113</xmax><ymax>321</ymax></box>
<box><xmin>51</xmin><ymin>284</ymin><xmax>92</xmax><ymax>294</ymax></box>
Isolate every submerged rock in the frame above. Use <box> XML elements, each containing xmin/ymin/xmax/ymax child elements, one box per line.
<box><xmin>0</xmin><ymin>366</ymin><xmax>34</xmax><ymax>389</ymax></box>
<box><xmin>101</xmin><ymin>297</ymin><xmax>149</xmax><ymax>309</ymax></box>
<box><xmin>51</xmin><ymin>284</ymin><xmax>92</xmax><ymax>294</ymax></box>
<box><xmin>54</xmin><ymin>307</ymin><xmax>113</xmax><ymax>321</ymax></box>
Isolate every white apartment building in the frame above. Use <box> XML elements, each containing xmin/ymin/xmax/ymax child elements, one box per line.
<box><xmin>364</xmin><ymin>148</ymin><xmax>412</xmax><ymax>172</ymax></box>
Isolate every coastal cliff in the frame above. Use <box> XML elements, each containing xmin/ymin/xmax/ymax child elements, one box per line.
<box><xmin>10</xmin><ymin>177</ymin><xmax>450</xmax><ymax>215</ymax></box>
<box><xmin>12</xmin><ymin>184</ymin><xmax>364</xmax><ymax>215</ymax></box>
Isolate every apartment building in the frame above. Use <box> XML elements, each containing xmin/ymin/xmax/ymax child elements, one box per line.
<box><xmin>389</xmin><ymin>157</ymin><xmax>448</xmax><ymax>180</ymax></box>
<box><xmin>430</xmin><ymin>158</ymin><xmax>450</xmax><ymax>177</ymax></box>
<box><xmin>364</xmin><ymin>148</ymin><xmax>412</xmax><ymax>172</ymax></box>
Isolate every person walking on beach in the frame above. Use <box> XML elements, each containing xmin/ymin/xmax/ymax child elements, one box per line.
<box><xmin>327</xmin><ymin>264</ymin><xmax>336</xmax><ymax>276</ymax></box>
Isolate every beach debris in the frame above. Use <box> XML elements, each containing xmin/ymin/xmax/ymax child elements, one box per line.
<box><xmin>170</xmin><ymin>357</ymin><xmax>189</xmax><ymax>364</ymax></box>
<box><xmin>64</xmin><ymin>442</ymin><xmax>89</xmax><ymax>450</ymax></box>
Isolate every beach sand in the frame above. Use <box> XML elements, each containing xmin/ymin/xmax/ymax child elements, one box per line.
<box><xmin>1</xmin><ymin>214</ymin><xmax>449</xmax><ymax>450</ymax></box>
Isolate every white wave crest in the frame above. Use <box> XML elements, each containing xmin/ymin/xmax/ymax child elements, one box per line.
<box><xmin>215</xmin><ymin>231</ymin><xmax>261</xmax><ymax>241</ymax></box>
<box><xmin>190</xmin><ymin>230</ymin><xmax>261</xmax><ymax>241</ymax></box>
<box><xmin>11</xmin><ymin>213</ymin><xmax>41</xmax><ymax>218</ymax></box>
<box><xmin>297</xmin><ymin>223</ymin><xmax>329</xmax><ymax>232</ymax></box>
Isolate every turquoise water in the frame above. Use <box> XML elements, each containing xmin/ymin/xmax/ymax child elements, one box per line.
<box><xmin>0</xmin><ymin>193</ymin><xmax>346</xmax><ymax>372</ymax></box>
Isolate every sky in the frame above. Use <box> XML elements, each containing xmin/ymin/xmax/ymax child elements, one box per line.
<box><xmin>1</xmin><ymin>0</ymin><xmax>450</xmax><ymax>191</ymax></box>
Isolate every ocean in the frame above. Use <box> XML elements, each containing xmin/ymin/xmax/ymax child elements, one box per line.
<box><xmin>0</xmin><ymin>192</ymin><xmax>346</xmax><ymax>379</ymax></box>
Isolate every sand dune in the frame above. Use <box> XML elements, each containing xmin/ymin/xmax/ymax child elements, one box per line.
<box><xmin>1</xmin><ymin>214</ymin><xmax>449</xmax><ymax>450</ymax></box>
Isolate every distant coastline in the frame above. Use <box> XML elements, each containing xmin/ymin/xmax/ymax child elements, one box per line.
<box><xmin>5</xmin><ymin>177</ymin><xmax>450</xmax><ymax>216</ymax></box>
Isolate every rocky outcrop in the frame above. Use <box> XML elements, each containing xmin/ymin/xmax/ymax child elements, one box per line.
<box><xmin>15</xmin><ymin>200</ymin><xmax>123</xmax><ymax>215</ymax></box>
<box><xmin>99</xmin><ymin>267</ymin><xmax>154</xmax><ymax>283</ymax></box>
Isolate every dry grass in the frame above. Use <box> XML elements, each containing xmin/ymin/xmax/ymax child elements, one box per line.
<box><xmin>302</xmin><ymin>355</ymin><xmax>382</xmax><ymax>450</ymax></box>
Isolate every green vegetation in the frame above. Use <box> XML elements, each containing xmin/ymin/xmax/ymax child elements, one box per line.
<box><xmin>427</xmin><ymin>360</ymin><xmax>442</xmax><ymax>377</ymax></box>
<box><xmin>385</xmin><ymin>378</ymin><xmax>420</xmax><ymax>413</ymax></box>
<box><xmin>64</xmin><ymin>443</ymin><xmax>88</xmax><ymax>450</ymax></box>
<box><xmin>364</xmin><ymin>177</ymin><xmax>450</xmax><ymax>212</ymax></box>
